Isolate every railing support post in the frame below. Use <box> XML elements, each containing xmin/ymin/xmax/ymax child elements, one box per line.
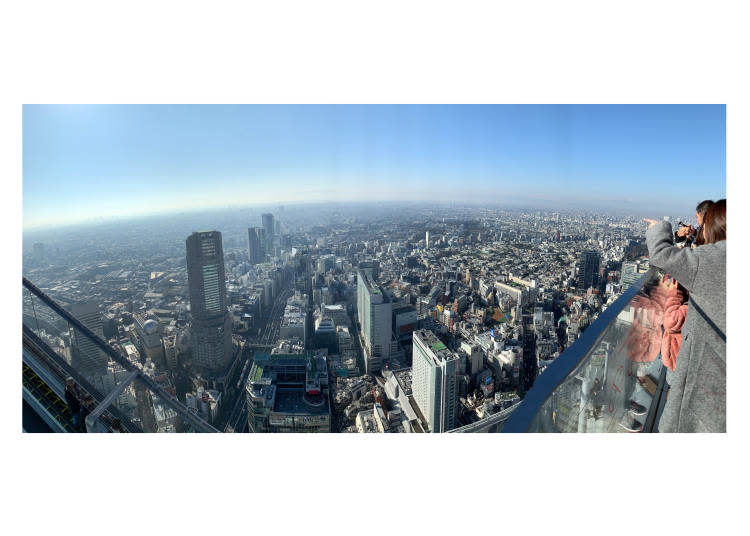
<box><xmin>85</xmin><ymin>369</ymin><xmax>140</xmax><ymax>432</ymax></box>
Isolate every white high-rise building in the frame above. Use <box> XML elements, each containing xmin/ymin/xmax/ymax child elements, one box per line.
<box><xmin>425</xmin><ymin>231</ymin><xmax>430</xmax><ymax>250</ymax></box>
<box><xmin>412</xmin><ymin>329</ymin><xmax>458</xmax><ymax>433</ymax></box>
<box><xmin>357</xmin><ymin>269</ymin><xmax>392</xmax><ymax>374</ymax></box>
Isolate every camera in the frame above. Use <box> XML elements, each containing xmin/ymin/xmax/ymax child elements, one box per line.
<box><xmin>675</xmin><ymin>221</ymin><xmax>696</xmax><ymax>247</ymax></box>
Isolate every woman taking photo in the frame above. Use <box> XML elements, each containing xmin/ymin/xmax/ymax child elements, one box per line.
<box><xmin>643</xmin><ymin>199</ymin><xmax>726</xmax><ymax>432</ymax></box>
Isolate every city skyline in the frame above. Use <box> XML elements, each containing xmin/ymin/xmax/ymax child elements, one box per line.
<box><xmin>11</xmin><ymin>3</ymin><xmax>741</xmax><ymax>530</ymax></box>
<box><xmin>26</xmin><ymin>199</ymin><xmax>701</xmax><ymax>434</ymax></box>
<box><xmin>23</xmin><ymin>104</ymin><xmax>726</xmax><ymax>230</ymax></box>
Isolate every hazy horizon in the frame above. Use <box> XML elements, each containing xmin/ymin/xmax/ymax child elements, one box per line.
<box><xmin>21</xmin><ymin>198</ymin><xmax>706</xmax><ymax>240</ymax></box>
<box><xmin>23</xmin><ymin>104</ymin><xmax>726</xmax><ymax>230</ymax></box>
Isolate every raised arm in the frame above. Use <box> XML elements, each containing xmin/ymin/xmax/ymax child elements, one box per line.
<box><xmin>645</xmin><ymin>220</ymin><xmax>700</xmax><ymax>292</ymax></box>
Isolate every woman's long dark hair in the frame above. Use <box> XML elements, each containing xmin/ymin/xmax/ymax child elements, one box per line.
<box><xmin>694</xmin><ymin>199</ymin><xmax>714</xmax><ymax>246</ymax></box>
<box><xmin>702</xmin><ymin>199</ymin><xmax>726</xmax><ymax>244</ymax></box>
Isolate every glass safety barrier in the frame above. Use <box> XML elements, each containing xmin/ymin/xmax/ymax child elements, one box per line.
<box><xmin>502</xmin><ymin>268</ymin><xmax>677</xmax><ymax>433</ymax></box>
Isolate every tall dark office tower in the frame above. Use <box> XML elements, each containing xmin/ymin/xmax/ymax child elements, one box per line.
<box><xmin>70</xmin><ymin>302</ymin><xmax>108</xmax><ymax>381</ymax></box>
<box><xmin>186</xmin><ymin>231</ymin><xmax>232</xmax><ymax>375</ymax></box>
<box><xmin>248</xmin><ymin>227</ymin><xmax>266</xmax><ymax>264</ymax></box>
<box><xmin>262</xmin><ymin>213</ymin><xmax>275</xmax><ymax>254</ymax></box>
<box><xmin>577</xmin><ymin>250</ymin><xmax>600</xmax><ymax>290</ymax></box>
<box><xmin>262</xmin><ymin>213</ymin><xmax>274</xmax><ymax>240</ymax></box>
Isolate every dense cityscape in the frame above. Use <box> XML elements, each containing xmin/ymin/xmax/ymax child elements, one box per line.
<box><xmin>22</xmin><ymin>202</ymin><xmax>684</xmax><ymax>433</ymax></box>
<box><xmin>9</xmin><ymin>10</ymin><xmax>741</xmax><ymax>536</ymax></box>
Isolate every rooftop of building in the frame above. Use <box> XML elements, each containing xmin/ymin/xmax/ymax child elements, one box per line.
<box><xmin>393</xmin><ymin>369</ymin><xmax>413</xmax><ymax>395</ymax></box>
<box><xmin>249</xmin><ymin>362</ymin><xmax>266</xmax><ymax>383</ymax></box>
<box><xmin>495</xmin><ymin>279</ymin><xmax>526</xmax><ymax>290</ymax></box>
<box><xmin>248</xmin><ymin>379</ymin><xmax>275</xmax><ymax>401</ymax></box>
<box><xmin>358</xmin><ymin>269</ymin><xmax>391</xmax><ymax>302</ymax></box>
<box><xmin>273</xmin><ymin>388</ymin><xmax>329</xmax><ymax>416</ymax></box>
<box><xmin>414</xmin><ymin>329</ymin><xmax>456</xmax><ymax>363</ymax></box>
<box><xmin>254</xmin><ymin>351</ymin><xmax>312</xmax><ymax>366</ymax></box>
<box><xmin>356</xmin><ymin>409</ymin><xmax>378</xmax><ymax>432</ymax></box>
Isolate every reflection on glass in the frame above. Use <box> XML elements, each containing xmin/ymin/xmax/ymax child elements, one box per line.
<box><xmin>526</xmin><ymin>271</ymin><xmax>676</xmax><ymax>432</ymax></box>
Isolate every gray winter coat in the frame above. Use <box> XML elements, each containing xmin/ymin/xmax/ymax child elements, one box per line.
<box><xmin>646</xmin><ymin>221</ymin><xmax>726</xmax><ymax>432</ymax></box>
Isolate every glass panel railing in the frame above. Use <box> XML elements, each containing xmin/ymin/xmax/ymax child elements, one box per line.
<box><xmin>22</xmin><ymin>278</ymin><xmax>218</xmax><ymax>433</ymax></box>
<box><xmin>28</xmin><ymin>267</ymin><xmax>712</xmax><ymax>434</ymax></box>
<box><xmin>448</xmin><ymin>400</ymin><xmax>523</xmax><ymax>433</ymax></box>
<box><xmin>501</xmin><ymin>268</ymin><xmax>676</xmax><ymax>433</ymax></box>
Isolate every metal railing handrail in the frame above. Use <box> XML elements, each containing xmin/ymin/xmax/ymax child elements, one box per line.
<box><xmin>501</xmin><ymin>268</ymin><xmax>657</xmax><ymax>433</ymax></box>
<box><xmin>23</xmin><ymin>324</ymin><xmax>142</xmax><ymax>433</ymax></box>
<box><xmin>23</xmin><ymin>277</ymin><xmax>219</xmax><ymax>433</ymax></box>
<box><xmin>449</xmin><ymin>400</ymin><xmax>522</xmax><ymax>433</ymax></box>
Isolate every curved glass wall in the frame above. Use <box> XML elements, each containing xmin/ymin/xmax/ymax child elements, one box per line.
<box><xmin>500</xmin><ymin>268</ymin><xmax>686</xmax><ymax>433</ymax></box>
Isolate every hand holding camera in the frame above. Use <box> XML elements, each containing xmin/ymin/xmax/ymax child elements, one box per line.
<box><xmin>676</xmin><ymin>222</ymin><xmax>695</xmax><ymax>238</ymax></box>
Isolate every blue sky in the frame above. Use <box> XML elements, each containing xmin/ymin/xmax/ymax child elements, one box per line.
<box><xmin>23</xmin><ymin>104</ymin><xmax>726</xmax><ymax>229</ymax></box>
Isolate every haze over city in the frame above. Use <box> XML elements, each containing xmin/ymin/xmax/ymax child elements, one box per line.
<box><xmin>10</xmin><ymin>4</ymin><xmax>744</xmax><ymax>536</ymax></box>
<box><xmin>23</xmin><ymin>104</ymin><xmax>726</xmax><ymax>230</ymax></box>
<box><xmin>20</xmin><ymin>102</ymin><xmax>727</xmax><ymax>438</ymax></box>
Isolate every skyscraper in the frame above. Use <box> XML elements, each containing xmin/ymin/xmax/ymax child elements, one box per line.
<box><xmin>577</xmin><ymin>250</ymin><xmax>600</xmax><ymax>290</ymax></box>
<box><xmin>248</xmin><ymin>227</ymin><xmax>265</xmax><ymax>264</ymax></box>
<box><xmin>70</xmin><ymin>302</ymin><xmax>108</xmax><ymax>381</ymax></box>
<box><xmin>357</xmin><ymin>269</ymin><xmax>391</xmax><ymax>374</ymax></box>
<box><xmin>186</xmin><ymin>231</ymin><xmax>232</xmax><ymax>375</ymax></box>
<box><xmin>262</xmin><ymin>213</ymin><xmax>275</xmax><ymax>254</ymax></box>
<box><xmin>425</xmin><ymin>231</ymin><xmax>430</xmax><ymax>250</ymax></box>
<box><xmin>412</xmin><ymin>329</ymin><xmax>458</xmax><ymax>433</ymax></box>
